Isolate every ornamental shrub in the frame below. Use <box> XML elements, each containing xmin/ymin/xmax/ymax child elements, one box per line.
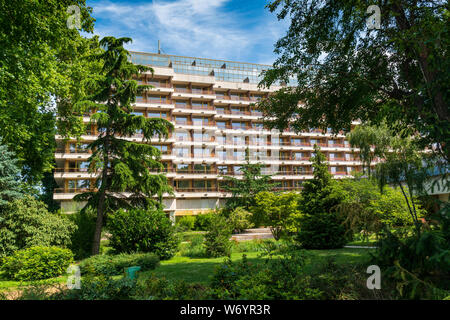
<box><xmin>204</xmin><ymin>213</ymin><xmax>232</xmax><ymax>257</ymax></box>
<box><xmin>1</xmin><ymin>246</ymin><xmax>74</xmax><ymax>281</ymax></box>
<box><xmin>296</xmin><ymin>212</ymin><xmax>349</xmax><ymax>249</ymax></box>
<box><xmin>176</xmin><ymin>215</ymin><xmax>196</xmax><ymax>231</ymax></box>
<box><xmin>107</xmin><ymin>208</ymin><xmax>179</xmax><ymax>260</ymax></box>
<box><xmin>228</xmin><ymin>207</ymin><xmax>254</xmax><ymax>233</ymax></box>
<box><xmin>194</xmin><ymin>211</ymin><xmax>215</xmax><ymax>231</ymax></box>
<box><xmin>79</xmin><ymin>252</ymin><xmax>159</xmax><ymax>277</ymax></box>
<box><xmin>68</xmin><ymin>209</ymin><xmax>96</xmax><ymax>260</ymax></box>
<box><xmin>0</xmin><ymin>196</ymin><xmax>76</xmax><ymax>257</ymax></box>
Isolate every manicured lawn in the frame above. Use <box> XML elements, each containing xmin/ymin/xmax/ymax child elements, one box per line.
<box><xmin>141</xmin><ymin>247</ymin><xmax>372</xmax><ymax>285</ymax></box>
<box><xmin>0</xmin><ymin>244</ymin><xmax>373</xmax><ymax>291</ymax></box>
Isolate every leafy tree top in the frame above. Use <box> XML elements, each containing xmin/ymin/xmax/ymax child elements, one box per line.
<box><xmin>259</xmin><ymin>1</ymin><xmax>449</xmax><ymax>161</ymax></box>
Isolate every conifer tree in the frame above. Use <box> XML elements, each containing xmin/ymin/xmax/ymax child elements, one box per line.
<box><xmin>74</xmin><ymin>37</ymin><xmax>173</xmax><ymax>255</ymax></box>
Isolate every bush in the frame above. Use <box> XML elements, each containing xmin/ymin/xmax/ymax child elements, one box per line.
<box><xmin>176</xmin><ymin>215</ymin><xmax>196</xmax><ymax>231</ymax></box>
<box><xmin>194</xmin><ymin>212</ymin><xmax>215</xmax><ymax>231</ymax></box>
<box><xmin>204</xmin><ymin>213</ymin><xmax>232</xmax><ymax>257</ymax></box>
<box><xmin>252</xmin><ymin>192</ymin><xmax>302</xmax><ymax>240</ymax></box>
<box><xmin>228</xmin><ymin>207</ymin><xmax>254</xmax><ymax>233</ymax></box>
<box><xmin>297</xmin><ymin>212</ymin><xmax>349</xmax><ymax>249</ymax></box>
<box><xmin>1</xmin><ymin>246</ymin><xmax>74</xmax><ymax>281</ymax></box>
<box><xmin>107</xmin><ymin>208</ymin><xmax>179</xmax><ymax>260</ymax></box>
<box><xmin>210</xmin><ymin>242</ymin><xmax>323</xmax><ymax>299</ymax></box>
<box><xmin>134</xmin><ymin>275</ymin><xmax>208</xmax><ymax>300</ymax></box>
<box><xmin>56</xmin><ymin>276</ymin><xmax>137</xmax><ymax>300</ymax></box>
<box><xmin>0</xmin><ymin>196</ymin><xmax>76</xmax><ymax>257</ymax></box>
<box><xmin>79</xmin><ymin>252</ymin><xmax>160</xmax><ymax>277</ymax></box>
<box><xmin>68</xmin><ymin>209</ymin><xmax>96</xmax><ymax>260</ymax></box>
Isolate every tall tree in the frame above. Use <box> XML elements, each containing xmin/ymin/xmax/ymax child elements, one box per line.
<box><xmin>346</xmin><ymin>123</ymin><xmax>392</xmax><ymax>177</ymax></box>
<box><xmin>259</xmin><ymin>1</ymin><xmax>449</xmax><ymax>161</ymax></box>
<box><xmin>374</xmin><ymin>137</ymin><xmax>431</xmax><ymax>236</ymax></box>
<box><xmin>221</xmin><ymin>148</ymin><xmax>275</xmax><ymax>210</ymax></box>
<box><xmin>0</xmin><ymin>0</ymin><xmax>97</xmax><ymax>183</ymax></box>
<box><xmin>74</xmin><ymin>37</ymin><xmax>173</xmax><ymax>255</ymax></box>
<box><xmin>0</xmin><ymin>138</ymin><xmax>23</xmax><ymax>209</ymax></box>
<box><xmin>297</xmin><ymin>145</ymin><xmax>348</xmax><ymax>248</ymax></box>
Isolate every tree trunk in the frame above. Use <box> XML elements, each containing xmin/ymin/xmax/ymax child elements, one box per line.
<box><xmin>91</xmin><ymin>189</ymin><xmax>106</xmax><ymax>255</ymax></box>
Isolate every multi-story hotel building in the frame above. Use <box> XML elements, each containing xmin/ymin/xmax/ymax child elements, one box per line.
<box><xmin>53</xmin><ymin>51</ymin><xmax>369</xmax><ymax>218</ymax></box>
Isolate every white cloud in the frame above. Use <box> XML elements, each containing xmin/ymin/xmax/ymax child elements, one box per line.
<box><xmin>88</xmin><ymin>0</ymin><xmax>287</xmax><ymax>64</ymax></box>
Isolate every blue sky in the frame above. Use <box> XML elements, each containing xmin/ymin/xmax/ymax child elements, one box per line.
<box><xmin>85</xmin><ymin>0</ymin><xmax>288</xmax><ymax>65</ymax></box>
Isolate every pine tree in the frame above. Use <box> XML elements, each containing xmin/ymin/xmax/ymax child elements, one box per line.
<box><xmin>297</xmin><ymin>144</ymin><xmax>348</xmax><ymax>249</ymax></box>
<box><xmin>0</xmin><ymin>139</ymin><xmax>23</xmax><ymax>208</ymax></box>
<box><xmin>73</xmin><ymin>37</ymin><xmax>173</xmax><ymax>255</ymax></box>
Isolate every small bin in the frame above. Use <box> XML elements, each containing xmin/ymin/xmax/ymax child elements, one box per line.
<box><xmin>125</xmin><ymin>266</ymin><xmax>141</xmax><ymax>280</ymax></box>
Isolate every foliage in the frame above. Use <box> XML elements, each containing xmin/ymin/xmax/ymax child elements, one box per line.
<box><xmin>1</xmin><ymin>246</ymin><xmax>73</xmax><ymax>281</ymax></box>
<box><xmin>297</xmin><ymin>146</ymin><xmax>349</xmax><ymax>248</ymax></box>
<box><xmin>0</xmin><ymin>0</ymin><xmax>98</xmax><ymax>182</ymax></box>
<box><xmin>210</xmin><ymin>242</ymin><xmax>322</xmax><ymax>299</ymax></box>
<box><xmin>178</xmin><ymin>234</ymin><xmax>206</xmax><ymax>258</ymax></box>
<box><xmin>176</xmin><ymin>215</ymin><xmax>196</xmax><ymax>231</ymax></box>
<box><xmin>73</xmin><ymin>36</ymin><xmax>173</xmax><ymax>254</ymax></box>
<box><xmin>296</xmin><ymin>211</ymin><xmax>349</xmax><ymax>249</ymax></box>
<box><xmin>204</xmin><ymin>213</ymin><xmax>233</xmax><ymax>258</ymax></box>
<box><xmin>374</xmin><ymin>137</ymin><xmax>434</xmax><ymax>235</ymax></box>
<box><xmin>259</xmin><ymin>0</ymin><xmax>449</xmax><ymax>161</ymax></box>
<box><xmin>252</xmin><ymin>191</ymin><xmax>302</xmax><ymax>240</ymax></box>
<box><xmin>107</xmin><ymin>208</ymin><xmax>179</xmax><ymax>260</ymax></box>
<box><xmin>79</xmin><ymin>252</ymin><xmax>159</xmax><ymax>277</ymax></box>
<box><xmin>0</xmin><ymin>196</ymin><xmax>76</xmax><ymax>257</ymax></box>
<box><xmin>346</xmin><ymin>123</ymin><xmax>392</xmax><ymax>176</ymax></box>
<box><xmin>134</xmin><ymin>275</ymin><xmax>208</xmax><ymax>300</ymax></box>
<box><xmin>228</xmin><ymin>207</ymin><xmax>254</xmax><ymax>233</ymax></box>
<box><xmin>194</xmin><ymin>211</ymin><xmax>215</xmax><ymax>231</ymax></box>
<box><xmin>372</xmin><ymin>225</ymin><xmax>450</xmax><ymax>299</ymax></box>
<box><xmin>59</xmin><ymin>276</ymin><xmax>137</xmax><ymax>300</ymax></box>
<box><xmin>0</xmin><ymin>139</ymin><xmax>23</xmax><ymax>208</ymax></box>
<box><xmin>336</xmin><ymin>177</ymin><xmax>425</xmax><ymax>240</ymax></box>
<box><xmin>221</xmin><ymin>148</ymin><xmax>275</xmax><ymax>210</ymax></box>
<box><xmin>68</xmin><ymin>209</ymin><xmax>97</xmax><ymax>260</ymax></box>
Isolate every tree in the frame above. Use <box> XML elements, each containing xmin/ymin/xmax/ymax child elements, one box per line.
<box><xmin>74</xmin><ymin>37</ymin><xmax>173</xmax><ymax>255</ymax></box>
<box><xmin>346</xmin><ymin>123</ymin><xmax>392</xmax><ymax>177</ymax></box>
<box><xmin>374</xmin><ymin>137</ymin><xmax>431</xmax><ymax>236</ymax></box>
<box><xmin>0</xmin><ymin>139</ymin><xmax>23</xmax><ymax>208</ymax></box>
<box><xmin>221</xmin><ymin>148</ymin><xmax>275</xmax><ymax>210</ymax></box>
<box><xmin>252</xmin><ymin>191</ymin><xmax>302</xmax><ymax>240</ymax></box>
<box><xmin>297</xmin><ymin>145</ymin><xmax>348</xmax><ymax>249</ymax></box>
<box><xmin>335</xmin><ymin>176</ymin><xmax>424</xmax><ymax>241</ymax></box>
<box><xmin>259</xmin><ymin>1</ymin><xmax>449</xmax><ymax>161</ymax></box>
<box><xmin>0</xmin><ymin>0</ymin><xmax>98</xmax><ymax>183</ymax></box>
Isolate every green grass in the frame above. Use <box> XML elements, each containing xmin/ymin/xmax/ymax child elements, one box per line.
<box><xmin>0</xmin><ymin>241</ymin><xmax>373</xmax><ymax>291</ymax></box>
<box><xmin>141</xmin><ymin>246</ymin><xmax>372</xmax><ymax>285</ymax></box>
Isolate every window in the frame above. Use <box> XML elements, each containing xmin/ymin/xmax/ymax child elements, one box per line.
<box><xmin>216</xmin><ymin>121</ymin><xmax>226</xmax><ymax>129</ymax></box>
<box><xmin>175</xmin><ymin>100</ymin><xmax>188</xmax><ymax>108</ymax></box>
<box><xmin>154</xmin><ymin>145</ymin><xmax>168</xmax><ymax>154</ymax></box>
<box><xmin>174</xmin><ymin>147</ymin><xmax>189</xmax><ymax>157</ymax></box>
<box><xmin>175</xmin><ymin>116</ymin><xmax>188</xmax><ymax>125</ymax></box>
<box><xmin>218</xmin><ymin>166</ymin><xmax>228</xmax><ymax>174</ymax></box>
<box><xmin>177</xmin><ymin>164</ymin><xmax>189</xmax><ymax>173</ymax></box>
<box><xmin>176</xmin><ymin>180</ymin><xmax>189</xmax><ymax>189</ymax></box>
<box><xmin>294</xmin><ymin>152</ymin><xmax>303</xmax><ymax>160</ymax></box>
<box><xmin>175</xmin><ymin>132</ymin><xmax>189</xmax><ymax>141</ymax></box>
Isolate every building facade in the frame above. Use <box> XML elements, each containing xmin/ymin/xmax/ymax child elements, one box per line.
<box><xmin>53</xmin><ymin>51</ymin><xmax>370</xmax><ymax>218</ymax></box>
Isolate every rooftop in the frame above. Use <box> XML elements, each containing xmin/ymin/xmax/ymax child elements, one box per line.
<box><xmin>129</xmin><ymin>51</ymin><xmax>290</xmax><ymax>85</ymax></box>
